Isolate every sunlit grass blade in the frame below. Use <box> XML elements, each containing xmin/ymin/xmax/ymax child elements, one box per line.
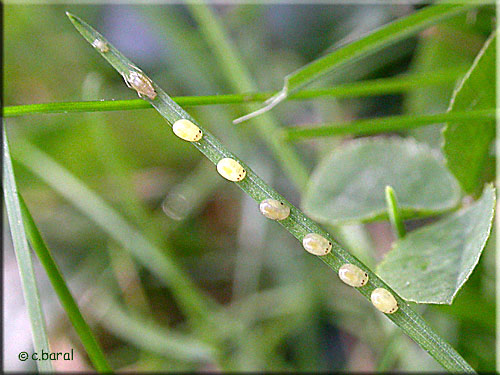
<box><xmin>66</xmin><ymin>12</ymin><xmax>476</xmax><ymax>372</ymax></box>
<box><xmin>13</xmin><ymin>138</ymin><xmax>216</xmax><ymax>324</ymax></box>
<box><xmin>18</xmin><ymin>194</ymin><xmax>112</xmax><ymax>372</ymax></box>
<box><xmin>3</xmin><ymin>128</ymin><xmax>53</xmax><ymax>372</ymax></box>
<box><xmin>3</xmin><ymin>68</ymin><xmax>463</xmax><ymax>118</ymax></box>
<box><xmin>284</xmin><ymin>108</ymin><xmax>495</xmax><ymax>141</ymax></box>
<box><xmin>234</xmin><ymin>3</ymin><xmax>479</xmax><ymax>123</ymax></box>
<box><xmin>385</xmin><ymin>186</ymin><xmax>406</xmax><ymax>239</ymax></box>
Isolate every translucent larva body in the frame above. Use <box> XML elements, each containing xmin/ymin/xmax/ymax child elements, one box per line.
<box><xmin>217</xmin><ymin>158</ymin><xmax>246</xmax><ymax>182</ymax></box>
<box><xmin>124</xmin><ymin>70</ymin><xmax>157</xmax><ymax>100</ymax></box>
<box><xmin>172</xmin><ymin>119</ymin><xmax>203</xmax><ymax>142</ymax></box>
<box><xmin>371</xmin><ymin>288</ymin><xmax>398</xmax><ymax>314</ymax></box>
<box><xmin>338</xmin><ymin>264</ymin><xmax>368</xmax><ymax>287</ymax></box>
<box><xmin>302</xmin><ymin>233</ymin><xmax>332</xmax><ymax>256</ymax></box>
<box><xmin>92</xmin><ymin>38</ymin><xmax>109</xmax><ymax>53</ymax></box>
<box><xmin>259</xmin><ymin>199</ymin><xmax>290</xmax><ymax>221</ymax></box>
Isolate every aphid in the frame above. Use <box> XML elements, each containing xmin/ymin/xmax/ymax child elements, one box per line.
<box><xmin>302</xmin><ymin>233</ymin><xmax>332</xmax><ymax>256</ymax></box>
<box><xmin>92</xmin><ymin>38</ymin><xmax>109</xmax><ymax>53</ymax></box>
<box><xmin>172</xmin><ymin>119</ymin><xmax>203</xmax><ymax>142</ymax></box>
<box><xmin>338</xmin><ymin>264</ymin><xmax>368</xmax><ymax>287</ymax></box>
<box><xmin>370</xmin><ymin>288</ymin><xmax>398</xmax><ymax>314</ymax></box>
<box><xmin>216</xmin><ymin>158</ymin><xmax>246</xmax><ymax>182</ymax></box>
<box><xmin>259</xmin><ymin>199</ymin><xmax>290</xmax><ymax>221</ymax></box>
<box><xmin>123</xmin><ymin>68</ymin><xmax>157</xmax><ymax>100</ymax></box>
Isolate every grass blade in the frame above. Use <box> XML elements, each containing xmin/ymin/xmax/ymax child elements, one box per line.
<box><xmin>66</xmin><ymin>12</ymin><xmax>476</xmax><ymax>372</ymax></box>
<box><xmin>234</xmin><ymin>3</ymin><xmax>478</xmax><ymax>123</ymax></box>
<box><xmin>385</xmin><ymin>186</ymin><xmax>406</xmax><ymax>239</ymax></box>
<box><xmin>284</xmin><ymin>108</ymin><xmax>495</xmax><ymax>141</ymax></box>
<box><xmin>3</xmin><ymin>128</ymin><xmax>53</xmax><ymax>372</ymax></box>
<box><xmin>18</xmin><ymin>194</ymin><xmax>112</xmax><ymax>372</ymax></box>
<box><xmin>3</xmin><ymin>68</ymin><xmax>462</xmax><ymax>118</ymax></box>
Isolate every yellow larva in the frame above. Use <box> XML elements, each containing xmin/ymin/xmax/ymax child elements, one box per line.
<box><xmin>92</xmin><ymin>38</ymin><xmax>109</xmax><ymax>53</ymax></box>
<box><xmin>123</xmin><ymin>70</ymin><xmax>157</xmax><ymax>100</ymax></box>
<box><xmin>338</xmin><ymin>264</ymin><xmax>368</xmax><ymax>287</ymax></box>
<box><xmin>172</xmin><ymin>119</ymin><xmax>203</xmax><ymax>142</ymax></box>
<box><xmin>371</xmin><ymin>288</ymin><xmax>398</xmax><ymax>314</ymax></box>
<box><xmin>302</xmin><ymin>233</ymin><xmax>332</xmax><ymax>256</ymax></box>
<box><xmin>259</xmin><ymin>199</ymin><xmax>290</xmax><ymax>221</ymax></box>
<box><xmin>217</xmin><ymin>158</ymin><xmax>246</xmax><ymax>182</ymax></box>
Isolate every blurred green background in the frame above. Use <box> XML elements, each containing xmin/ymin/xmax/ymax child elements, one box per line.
<box><xmin>4</xmin><ymin>3</ymin><xmax>495</xmax><ymax>372</ymax></box>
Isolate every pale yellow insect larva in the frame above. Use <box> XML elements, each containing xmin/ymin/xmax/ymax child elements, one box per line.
<box><xmin>302</xmin><ymin>233</ymin><xmax>332</xmax><ymax>256</ymax></box>
<box><xmin>259</xmin><ymin>199</ymin><xmax>290</xmax><ymax>221</ymax></box>
<box><xmin>172</xmin><ymin>119</ymin><xmax>203</xmax><ymax>142</ymax></box>
<box><xmin>370</xmin><ymin>288</ymin><xmax>398</xmax><ymax>314</ymax></box>
<box><xmin>124</xmin><ymin>70</ymin><xmax>157</xmax><ymax>100</ymax></box>
<box><xmin>92</xmin><ymin>38</ymin><xmax>109</xmax><ymax>53</ymax></box>
<box><xmin>338</xmin><ymin>264</ymin><xmax>369</xmax><ymax>287</ymax></box>
<box><xmin>216</xmin><ymin>158</ymin><xmax>246</xmax><ymax>182</ymax></box>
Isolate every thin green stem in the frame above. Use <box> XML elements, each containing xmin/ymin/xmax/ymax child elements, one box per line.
<box><xmin>234</xmin><ymin>3</ymin><xmax>478</xmax><ymax>123</ymax></box>
<box><xmin>3</xmin><ymin>128</ymin><xmax>53</xmax><ymax>372</ymax></box>
<box><xmin>66</xmin><ymin>12</ymin><xmax>476</xmax><ymax>372</ymax></box>
<box><xmin>3</xmin><ymin>68</ymin><xmax>462</xmax><ymax>118</ymax></box>
<box><xmin>385</xmin><ymin>186</ymin><xmax>406</xmax><ymax>239</ymax></box>
<box><xmin>285</xmin><ymin>109</ymin><xmax>496</xmax><ymax>140</ymax></box>
<box><xmin>18</xmin><ymin>194</ymin><xmax>112</xmax><ymax>372</ymax></box>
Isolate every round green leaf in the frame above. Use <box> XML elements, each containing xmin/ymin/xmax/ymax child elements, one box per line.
<box><xmin>377</xmin><ymin>184</ymin><xmax>495</xmax><ymax>304</ymax></box>
<box><xmin>303</xmin><ymin>137</ymin><xmax>461</xmax><ymax>224</ymax></box>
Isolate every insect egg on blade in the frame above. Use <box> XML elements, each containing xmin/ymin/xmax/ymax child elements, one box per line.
<box><xmin>371</xmin><ymin>288</ymin><xmax>398</xmax><ymax>314</ymax></box>
<box><xmin>302</xmin><ymin>233</ymin><xmax>332</xmax><ymax>256</ymax></box>
<box><xmin>216</xmin><ymin>158</ymin><xmax>246</xmax><ymax>182</ymax></box>
<box><xmin>92</xmin><ymin>38</ymin><xmax>109</xmax><ymax>52</ymax></box>
<box><xmin>259</xmin><ymin>199</ymin><xmax>290</xmax><ymax>220</ymax></box>
<box><xmin>338</xmin><ymin>264</ymin><xmax>368</xmax><ymax>287</ymax></box>
<box><xmin>172</xmin><ymin>119</ymin><xmax>203</xmax><ymax>142</ymax></box>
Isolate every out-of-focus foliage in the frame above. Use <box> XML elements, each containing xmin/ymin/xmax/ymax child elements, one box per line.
<box><xmin>4</xmin><ymin>3</ymin><xmax>495</xmax><ymax>372</ymax></box>
<box><xmin>303</xmin><ymin>137</ymin><xmax>461</xmax><ymax>224</ymax></box>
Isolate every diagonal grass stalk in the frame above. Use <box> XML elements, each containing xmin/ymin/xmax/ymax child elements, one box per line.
<box><xmin>66</xmin><ymin>12</ymin><xmax>476</xmax><ymax>373</ymax></box>
<box><xmin>3</xmin><ymin>128</ymin><xmax>53</xmax><ymax>372</ymax></box>
<box><xmin>234</xmin><ymin>3</ymin><xmax>479</xmax><ymax>123</ymax></box>
<box><xmin>18</xmin><ymin>194</ymin><xmax>112</xmax><ymax>372</ymax></box>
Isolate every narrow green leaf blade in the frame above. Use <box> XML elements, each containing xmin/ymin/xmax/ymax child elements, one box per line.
<box><xmin>377</xmin><ymin>184</ymin><xmax>495</xmax><ymax>304</ymax></box>
<box><xmin>3</xmin><ymin>129</ymin><xmax>53</xmax><ymax>372</ymax></box>
<box><xmin>442</xmin><ymin>33</ymin><xmax>496</xmax><ymax>197</ymax></box>
<box><xmin>18</xmin><ymin>195</ymin><xmax>112</xmax><ymax>372</ymax></box>
<box><xmin>303</xmin><ymin>138</ymin><xmax>461</xmax><ymax>225</ymax></box>
<box><xmin>234</xmin><ymin>3</ymin><xmax>478</xmax><ymax>123</ymax></box>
